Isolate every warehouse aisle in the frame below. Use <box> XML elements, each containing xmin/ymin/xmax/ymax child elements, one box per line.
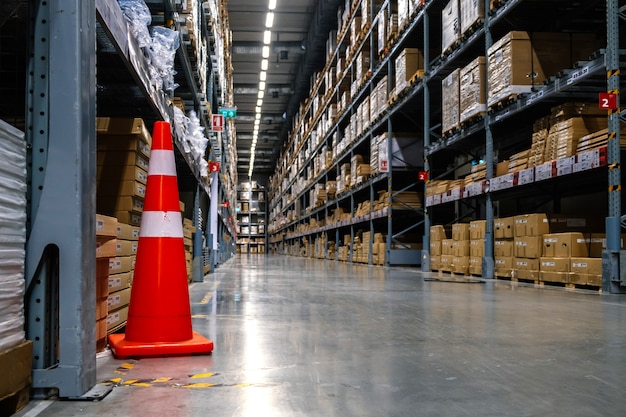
<box><xmin>16</xmin><ymin>255</ymin><xmax>626</xmax><ymax>417</ymax></box>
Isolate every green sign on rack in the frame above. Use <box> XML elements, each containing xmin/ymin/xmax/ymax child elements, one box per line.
<box><xmin>219</xmin><ymin>107</ymin><xmax>237</xmax><ymax>118</ymax></box>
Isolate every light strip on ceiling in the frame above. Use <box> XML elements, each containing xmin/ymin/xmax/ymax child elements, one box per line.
<box><xmin>250</xmin><ymin>1</ymin><xmax>278</xmax><ymax>178</ymax></box>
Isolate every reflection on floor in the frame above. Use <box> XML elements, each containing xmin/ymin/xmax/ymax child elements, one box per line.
<box><xmin>14</xmin><ymin>255</ymin><xmax>626</xmax><ymax>417</ymax></box>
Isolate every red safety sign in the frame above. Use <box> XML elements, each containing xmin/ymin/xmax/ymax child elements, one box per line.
<box><xmin>209</xmin><ymin>161</ymin><xmax>220</xmax><ymax>172</ymax></box>
<box><xmin>212</xmin><ymin>114</ymin><xmax>224</xmax><ymax>132</ymax></box>
<box><xmin>418</xmin><ymin>171</ymin><xmax>428</xmax><ymax>181</ymax></box>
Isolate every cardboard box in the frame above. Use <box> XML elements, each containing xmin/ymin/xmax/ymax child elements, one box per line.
<box><xmin>469</xmin><ymin>256</ymin><xmax>482</xmax><ymax>275</ymax></box>
<box><xmin>494</xmin><ymin>217</ymin><xmax>514</xmax><ymax>239</ymax></box>
<box><xmin>107</xmin><ymin>287</ymin><xmax>131</xmax><ymax>312</ymax></box>
<box><xmin>452</xmin><ymin>256</ymin><xmax>469</xmax><ymax>274</ymax></box>
<box><xmin>116</xmin><ymin>239</ymin><xmax>138</xmax><ymax>257</ymax></box>
<box><xmin>440</xmin><ymin>255</ymin><xmax>453</xmax><ymax>272</ymax></box>
<box><xmin>395</xmin><ymin>48</ymin><xmax>424</xmax><ymax>93</ymax></box>
<box><xmin>96</xmin><ymin>236</ymin><xmax>117</xmax><ymax>259</ymax></box>
<box><xmin>514</xmin><ymin>257</ymin><xmax>539</xmax><ymax>271</ymax></box>
<box><xmin>542</xmin><ymin>233</ymin><xmax>588</xmax><ymax>258</ymax></box>
<box><xmin>452</xmin><ymin>240</ymin><xmax>470</xmax><ymax>257</ymax></box>
<box><xmin>114</xmin><ymin>210</ymin><xmax>142</xmax><ymax>227</ymax></box>
<box><xmin>514</xmin><ymin>213</ymin><xmax>549</xmax><ymax>237</ymax></box>
<box><xmin>107</xmin><ymin>305</ymin><xmax>129</xmax><ymax>331</ymax></box>
<box><xmin>430</xmin><ymin>255</ymin><xmax>441</xmax><ymax>271</ymax></box>
<box><xmin>460</xmin><ymin>0</ymin><xmax>484</xmax><ymax>35</ymax></box>
<box><xmin>494</xmin><ymin>239</ymin><xmax>514</xmax><ymax>257</ymax></box>
<box><xmin>540</xmin><ymin>271</ymin><xmax>571</xmax><ymax>284</ymax></box>
<box><xmin>469</xmin><ymin>220</ymin><xmax>486</xmax><ymax>240</ymax></box>
<box><xmin>109</xmin><ymin>256</ymin><xmax>135</xmax><ymax>274</ymax></box>
<box><xmin>460</xmin><ymin>55</ymin><xmax>487</xmax><ymax>123</ymax></box>
<box><xmin>96</xmin><ymin>214</ymin><xmax>118</xmax><ymax>237</ymax></box>
<box><xmin>570</xmin><ymin>257</ymin><xmax>602</xmax><ymax>276</ymax></box>
<box><xmin>514</xmin><ymin>236</ymin><xmax>543</xmax><ymax>258</ymax></box>
<box><xmin>452</xmin><ymin>223</ymin><xmax>470</xmax><ymax>241</ymax></box>
<box><xmin>441</xmin><ymin>239</ymin><xmax>454</xmax><ymax>256</ymax></box>
<box><xmin>430</xmin><ymin>225</ymin><xmax>447</xmax><ymax>241</ymax></box>
<box><xmin>540</xmin><ymin>257</ymin><xmax>570</xmax><ymax>272</ymax></box>
<box><xmin>117</xmin><ymin>223</ymin><xmax>140</xmax><ymax>240</ymax></box>
<box><xmin>0</xmin><ymin>340</ymin><xmax>33</xmax><ymax>413</ymax></box>
<box><xmin>470</xmin><ymin>239</ymin><xmax>484</xmax><ymax>257</ymax></box>
<box><xmin>96</xmin><ymin>150</ymin><xmax>149</xmax><ymax>172</ymax></box>
<box><xmin>430</xmin><ymin>240</ymin><xmax>442</xmax><ymax>256</ymax></box>
<box><xmin>96</xmin><ymin>117</ymin><xmax>152</xmax><ymax>145</ymax></box>
<box><xmin>98</xmin><ymin>135</ymin><xmax>151</xmax><ymax>158</ymax></box>
<box><xmin>516</xmin><ymin>268</ymin><xmax>540</xmax><ymax>280</ymax></box>
<box><xmin>97</xmin><ymin>163</ymin><xmax>148</xmax><ymax>185</ymax></box>
<box><xmin>108</xmin><ymin>271</ymin><xmax>133</xmax><ymax>293</ymax></box>
<box><xmin>441</xmin><ymin>0</ymin><xmax>460</xmax><ymax>52</ymax></box>
<box><xmin>586</xmin><ymin>233</ymin><xmax>626</xmax><ymax>257</ymax></box>
<box><xmin>495</xmin><ymin>256</ymin><xmax>514</xmax><ymax>277</ymax></box>
<box><xmin>442</xmin><ymin>68</ymin><xmax>461</xmax><ymax>135</ymax></box>
<box><xmin>97</xmin><ymin>179</ymin><xmax>146</xmax><ymax>199</ymax></box>
<box><xmin>487</xmin><ymin>31</ymin><xmax>543</xmax><ymax>106</ymax></box>
<box><xmin>570</xmin><ymin>273</ymin><xmax>602</xmax><ymax>287</ymax></box>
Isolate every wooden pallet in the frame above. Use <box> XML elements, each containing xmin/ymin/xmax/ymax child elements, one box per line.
<box><xmin>0</xmin><ymin>385</ymin><xmax>30</xmax><ymax>416</ymax></box>
<box><xmin>409</xmin><ymin>70</ymin><xmax>425</xmax><ymax>86</ymax></box>
<box><xmin>488</xmin><ymin>94</ymin><xmax>520</xmax><ymax>112</ymax></box>
<box><xmin>386</xmin><ymin>31</ymin><xmax>398</xmax><ymax>49</ymax></box>
<box><xmin>460</xmin><ymin>112</ymin><xmax>487</xmax><ymax>128</ymax></box>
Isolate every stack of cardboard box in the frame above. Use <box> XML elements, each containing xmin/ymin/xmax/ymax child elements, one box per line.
<box><xmin>96</xmin><ymin>117</ymin><xmax>152</xmax><ymax>227</ymax></box>
<box><xmin>429</xmin><ymin>225</ymin><xmax>446</xmax><ymax>271</ymax></box>
<box><xmin>513</xmin><ymin>213</ymin><xmax>550</xmax><ymax>280</ymax></box>
<box><xmin>95</xmin><ymin>214</ymin><xmax>117</xmax><ymax>352</ymax></box>
<box><xmin>451</xmin><ymin>223</ymin><xmax>470</xmax><ymax>275</ymax></box>
<box><xmin>494</xmin><ymin>216</ymin><xmax>515</xmax><ymax>277</ymax></box>
<box><xmin>469</xmin><ymin>220</ymin><xmax>486</xmax><ymax>275</ymax></box>
<box><xmin>394</xmin><ymin>48</ymin><xmax>424</xmax><ymax>96</ymax></box>
<box><xmin>540</xmin><ymin>232</ymin><xmax>589</xmax><ymax>284</ymax></box>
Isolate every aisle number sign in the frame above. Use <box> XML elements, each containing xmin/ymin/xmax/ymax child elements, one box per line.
<box><xmin>212</xmin><ymin>114</ymin><xmax>224</xmax><ymax>132</ymax></box>
<box><xmin>599</xmin><ymin>92</ymin><xmax>617</xmax><ymax>110</ymax></box>
<box><xmin>219</xmin><ymin>107</ymin><xmax>237</xmax><ymax>118</ymax></box>
<box><xmin>209</xmin><ymin>161</ymin><xmax>221</xmax><ymax>173</ymax></box>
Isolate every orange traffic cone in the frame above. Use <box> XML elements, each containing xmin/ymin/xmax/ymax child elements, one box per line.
<box><xmin>108</xmin><ymin>121</ymin><xmax>213</xmax><ymax>358</ymax></box>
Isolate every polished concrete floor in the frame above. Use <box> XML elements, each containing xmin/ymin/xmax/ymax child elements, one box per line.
<box><xmin>14</xmin><ymin>255</ymin><xmax>626</xmax><ymax>417</ymax></box>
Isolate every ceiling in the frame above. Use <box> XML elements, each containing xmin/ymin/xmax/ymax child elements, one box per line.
<box><xmin>227</xmin><ymin>0</ymin><xmax>341</xmax><ymax>181</ymax></box>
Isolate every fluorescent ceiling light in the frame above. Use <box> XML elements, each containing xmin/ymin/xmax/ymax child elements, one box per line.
<box><xmin>263</xmin><ymin>30</ymin><xmax>271</xmax><ymax>44</ymax></box>
<box><xmin>265</xmin><ymin>12</ymin><xmax>274</xmax><ymax>28</ymax></box>
<box><xmin>259</xmin><ymin>81</ymin><xmax>266</xmax><ymax>91</ymax></box>
<box><xmin>262</xmin><ymin>46</ymin><xmax>270</xmax><ymax>58</ymax></box>
<box><xmin>255</xmin><ymin>106</ymin><xmax>261</xmax><ymax>113</ymax></box>
<box><xmin>258</xmin><ymin>90</ymin><xmax>265</xmax><ymax>99</ymax></box>
<box><xmin>261</xmin><ymin>59</ymin><xmax>268</xmax><ymax>71</ymax></box>
<box><xmin>260</xmin><ymin>70</ymin><xmax>267</xmax><ymax>81</ymax></box>
<box><xmin>254</xmin><ymin>119</ymin><xmax>261</xmax><ymax>125</ymax></box>
<box><xmin>269</xmin><ymin>0</ymin><xmax>277</xmax><ymax>10</ymax></box>
<box><xmin>257</xmin><ymin>99</ymin><xmax>263</xmax><ymax>107</ymax></box>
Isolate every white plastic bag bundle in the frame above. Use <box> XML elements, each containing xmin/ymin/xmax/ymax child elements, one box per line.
<box><xmin>117</xmin><ymin>0</ymin><xmax>152</xmax><ymax>48</ymax></box>
<box><xmin>150</xmin><ymin>26</ymin><xmax>180</xmax><ymax>93</ymax></box>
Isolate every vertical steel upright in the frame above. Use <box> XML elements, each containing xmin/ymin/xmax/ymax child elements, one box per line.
<box><xmin>25</xmin><ymin>0</ymin><xmax>98</xmax><ymax>398</ymax></box>
<box><xmin>209</xmin><ymin>169</ymin><xmax>219</xmax><ymax>266</ymax></box>
<box><xmin>421</xmin><ymin>7</ymin><xmax>431</xmax><ymax>272</ymax></box>
<box><xmin>193</xmin><ymin>184</ymin><xmax>204</xmax><ymax>281</ymax></box>
<box><xmin>604</xmin><ymin>0</ymin><xmax>623</xmax><ymax>292</ymax></box>
<box><xmin>482</xmin><ymin>0</ymin><xmax>495</xmax><ymax>278</ymax></box>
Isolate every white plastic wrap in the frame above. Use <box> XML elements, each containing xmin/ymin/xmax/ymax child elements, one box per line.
<box><xmin>172</xmin><ymin>107</ymin><xmax>209</xmax><ymax>178</ymax></box>
<box><xmin>117</xmin><ymin>0</ymin><xmax>152</xmax><ymax>48</ymax></box>
<box><xmin>0</xmin><ymin>120</ymin><xmax>26</xmax><ymax>351</ymax></box>
<box><xmin>150</xmin><ymin>26</ymin><xmax>180</xmax><ymax>93</ymax></box>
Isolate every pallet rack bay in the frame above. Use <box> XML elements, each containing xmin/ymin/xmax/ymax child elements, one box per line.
<box><xmin>268</xmin><ymin>0</ymin><xmax>626</xmax><ymax>292</ymax></box>
<box><xmin>237</xmin><ymin>182</ymin><xmax>268</xmax><ymax>254</ymax></box>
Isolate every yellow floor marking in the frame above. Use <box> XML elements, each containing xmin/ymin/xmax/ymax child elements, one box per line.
<box><xmin>152</xmin><ymin>377</ymin><xmax>173</xmax><ymax>383</ymax></box>
<box><xmin>198</xmin><ymin>281</ymin><xmax>221</xmax><ymax>304</ymax></box>
<box><xmin>131</xmin><ymin>383</ymin><xmax>152</xmax><ymax>387</ymax></box>
<box><xmin>123</xmin><ymin>380</ymin><xmax>138</xmax><ymax>385</ymax></box>
<box><xmin>108</xmin><ymin>378</ymin><xmax>123</xmax><ymax>384</ymax></box>
<box><xmin>190</xmin><ymin>372</ymin><xmax>216</xmax><ymax>379</ymax></box>
<box><xmin>183</xmin><ymin>383</ymin><xmax>217</xmax><ymax>388</ymax></box>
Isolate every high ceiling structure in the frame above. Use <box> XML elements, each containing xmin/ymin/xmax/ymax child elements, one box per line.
<box><xmin>227</xmin><ymin>0</ymin><xmax>342</xmax><ymax>181</ymax></box>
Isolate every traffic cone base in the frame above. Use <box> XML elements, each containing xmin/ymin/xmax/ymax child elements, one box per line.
<box><xmin>108</xmin><ymin>332</ymin><xmax>213</xmax><ymax>359</ymax></box>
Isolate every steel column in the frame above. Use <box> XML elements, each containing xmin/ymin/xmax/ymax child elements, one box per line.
<box><xmin>25</xmin><ymin>0</ymin><xmax>98</xmax><ymax>398</ymax></box>
<box><xmin>421</xmin><ymin>8</ymin><xmax>431</xmax><ymax>272</ymax></box>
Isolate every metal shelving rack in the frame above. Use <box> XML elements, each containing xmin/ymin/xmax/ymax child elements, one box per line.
<box><xmin>422</xmin><ymin>0</ymin><xmax>625</xmax><ymax>292</ymax></box>
<box><xmin>266</xmin><ymin>0</ymin><xmax>626</xmax><ymax>288</ymax></box>
<box><xmin>267</xmin><ymin>0</ymin><xmax>427</xmax><ymax>265</ymax></box>
<box><xmin>237</xmin><ymin>184</ymin><xmax>268</xmax><ymax>255</ymax></box>
<box><xmin>24</xmin><ymin>0</ymin><xmax>236</xmax><ymax>398</ymax></box>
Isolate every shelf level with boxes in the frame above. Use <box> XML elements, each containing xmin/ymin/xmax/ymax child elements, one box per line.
<box><xmin>237</xmin><ymin>182</ymin><xmax>267</xmax><ymax>254</ymax></box>
<box><xmin>418</xmin><ymin>0</ymin><xmax>625</xmax><ymax>289</ymax></box>
<box><xmin>268</xmin><ymin>0</ymin><xmax>428</xmax><ymax>265</ymax></box>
